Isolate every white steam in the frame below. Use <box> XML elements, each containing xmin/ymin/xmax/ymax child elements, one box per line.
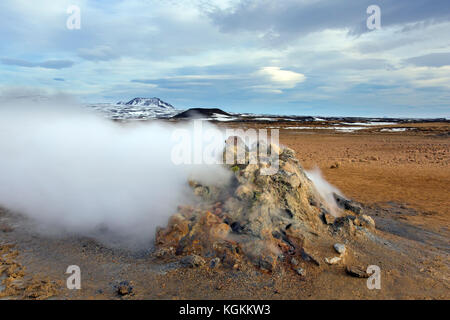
<box><xmin>305</xmin><ymin>168</ymin><xmax>342</xmax><ymax>216</ymax></box>
<box><xmin>0</xmin><ymin>96</ymin><xmax>230</xmax><ymax>249</ymax></box>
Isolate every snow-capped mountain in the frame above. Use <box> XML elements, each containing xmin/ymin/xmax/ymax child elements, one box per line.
<box><xmin>87</xmin><ymin>97</ymin><xmax>179</xmax><ymax>120</ymax></box>
<box><xmin>117</xmin><ymin>97</ymin><xmax>174</xmax><ymax>109</ymax></box>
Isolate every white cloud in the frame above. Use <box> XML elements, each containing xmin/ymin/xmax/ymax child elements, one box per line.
<box><xmin>257</xmin><ymin>66</ymin><xmax>305</xmax><ymax>90</ymax></box>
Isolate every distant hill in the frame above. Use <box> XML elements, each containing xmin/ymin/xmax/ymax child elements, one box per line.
<box><xmin>173</xmin><ymin>108</ymin><xmax>231</xmax><ymax>119</ymax></box>
<box><xmin>87</xmin><ymin>97</ymin><xmax>178</xmax><ymax>120</ymax></box>
<box><xmin>117</xmin><ymin>97</ymin><xmax>174</xmax><ymax>109</ymax></box>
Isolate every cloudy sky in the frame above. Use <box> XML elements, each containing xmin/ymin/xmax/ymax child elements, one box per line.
<box><xmin>0</xmin><ymin>0</ymin><xmax>449</xmax><ymax>117</ymax></box>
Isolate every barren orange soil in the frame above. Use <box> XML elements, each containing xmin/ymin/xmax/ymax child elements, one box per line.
<box><xmin>279</xmin><ymin>131</ymin><xmax>450</xmax><ymax>230</ymax></box>
<box><xmin>1</xmin><ymin>122</ymin><xmax>449</xmax><ymax>300</ymax></box>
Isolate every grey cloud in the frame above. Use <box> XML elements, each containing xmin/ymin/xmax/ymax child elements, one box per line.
<box><xmin>326</xmin><ymin>58</ymin><xmax>393</xmax><ymax>71</ymax></box>
<box><xmin>78</xmin><ymin>46</ymin><xmax>118</xmax><ymax>61</ymax></box>
<box><xmin>286</xmin><ymin>50</ymin><xmax>393</xmax><ymax>71</ymax></box>
<box><xmin>207</xmin><ymin>0</ymin><xmax>450</xmax><ymax>43</ymax></box>
<box><xmin>1</xmin><ymin>58</ymin><xmax>74</xmax><ymax>69</ymax></box>
<box><xmin>1</xmin><ymin>58</ymin><xmax>35</xmax><ymax>68</ymax></box>
<box><xmin>131</xmin><ymin>78</ymin><xmax>213</xmax><ymax>90</ymax></box>
<box><xmin>39</xmin><ymin>60</ymin><xmax>74</xmax><ymax>69</ymax></box>
<box><xmin>405</xmin><ymin>52</ymin><xmax>450</xmax><ymax>67</ymax></box>
<box><xmin>0</xmin><ymin>87</ymin><xmax>77</xmax><ymax>105</ymax></box>
<box><xmin>357</xmin><ymin>36</ymin><xmax>425</xmax><ymax>54</ymax></box>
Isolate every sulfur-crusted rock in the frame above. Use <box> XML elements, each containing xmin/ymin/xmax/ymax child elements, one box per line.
<box><xmin>322</xmin><ymin>211</ymin><xmax>336</xmax><ymax>225</ymax></box>
<box><xmin>154</xmin><ymin>137</ymin><xmax>375</xmax><ymax>273</ymax></box>
<box><xmin>333</xmin><ymin>193</ymin><xmax>363</xmax><ymax>215</ymax></box>
<box><xmin>155</xmin><ymin>214</ymin><xmax>190</xmax><ymax>248</ymax></box>
<box><xmin>354</xmin><ymin>214</ymin><xmax>376</xmax><ymax>230</ymax></box>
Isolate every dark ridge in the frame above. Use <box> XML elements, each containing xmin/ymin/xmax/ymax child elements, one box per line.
<box><xmin>173</xmin><ymin>108</ymin><xmax>231</xmax><ymax>119</ymax></box>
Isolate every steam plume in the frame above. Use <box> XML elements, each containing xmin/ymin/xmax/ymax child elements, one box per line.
<box><xmin>0</xmin><ymin>94</ymin><xmax>230</xmax><ymax>249</ymax></box>
<box><xmin>305</xmin><ymin>168</ymin><xmax>342</xmax><ymax>216</ymax></box>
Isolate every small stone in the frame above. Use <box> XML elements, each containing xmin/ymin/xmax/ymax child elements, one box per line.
<box><xmin>210</xmin><ymin>257</ymin><xmax>221</xmax><ymax>268</ymax></box>
<box><xmin>295</xmin><ymin>267</ymin><xmax>306</xmax><ymax>276</ymax></box>
<box><xmin>346</xmin><ymin>265</ymin><xmax>369</xmax><ymax>278</ymax></box>
<box><xmin>333</xmin><ymin>243</ymin><xmax>346</xmax><ymax>255</ymax></box>
<box><xmin>291</xmin><ymin>257</ymin><xmax>299</xmax><ymax>266</ymax></box>
<box><xmin>330</xmin><ymin>162</ymin><xmax>340</xmax><ymax>169</ymax></box>
<box><xmin>117</xmin><ymin>281</ymin><xmax>133</xmax><ymax>296</ymax></box>
<box><xmin>325</xmin><ymin>256</ymin><xmax>342</xmax><ymax>265</ymax></box>
<box><xmin>180</xmin><ymin>255</ymin><xmax>206</xmax><ymax>268</ymax></box>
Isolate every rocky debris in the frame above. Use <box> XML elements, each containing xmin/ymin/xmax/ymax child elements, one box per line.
<box><xmin>154</xmin><ymin>246</ymin><xmax>176</xmax><ymax>258</ymax></box>
<box><xmin>346</xmin><ymin>265</ymin><xmax>370</xmax><ymax>278</ymax></box>
<box><xmin>333</xmin><ymin>193</ymin><xmax>363</xmax><ymax>215</ymax></box>
<box><xmin>116</xmin><ymin>280</ymin><xmax>134</xmax><ymax>296</ymax></box>
<box><xmin>332</xmin><ymin>216</ymin><xmax>356</xmax><ymax>236</ymax></box>
<box><xmin>325</xmin><ymin>257</ymin><xmax>342</xmax><ymax>265</ymax></box>
<box><xmin>180</xmin><ymin>255</ymin><xmax>206</xmax><ymax>268</ymax></box>
<box><xmin>155</xmin><ymin>137</ymin><xmax>375</xmax><ymax>274</ymax></box>
<box><xmin>156</xmin><ymin>213</ymin><xmax>191</xmax><ymax>249</ymax></box>
<box><xmin>322</xmin><ymin>211</ymin><xmax>336</xmax><ymax>225</ymax></box>
<box><xmin>22</xmin><ymin>278</ymin><xmax>61</xmax><ymax>299</ymax></box>
<box><xmin>333</xmin><ymin>243</ymin><xmax>346</xmax><ymax>255</ymax></box>
<box><xmin>290</xmin><ymin>256</ymin><xmax>306</xmax><ymax>276</ymax></box>
<box><xmin>354</xmin><ymin>215</ymin><xmax>376</xmax><ymax>230</ymax></box>
<box><xmin>0</xmin><ymin>244</ymin><xmax>60</xmax><ymax>299</ymax></box>
<box><xmin>326</xmin><ymin>243</ymin><xmax>347</xmax><ymax>266</ymax></box>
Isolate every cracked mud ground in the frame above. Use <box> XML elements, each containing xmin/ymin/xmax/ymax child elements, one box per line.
<box><xmin>1</xmin><ymin>124</ymin><xmax>449</xmax><ymax>300</ymax></box>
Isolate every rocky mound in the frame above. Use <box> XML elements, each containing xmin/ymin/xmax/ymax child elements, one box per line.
<box><xmin>173</xmin><ymin>108</ymin><xmax>231</xmax><ymax>119</ymax></box>
<box><xmin>154</xmin><ymin>137</ymin><xmax>373</xmax><ymax>273</ymax></box>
